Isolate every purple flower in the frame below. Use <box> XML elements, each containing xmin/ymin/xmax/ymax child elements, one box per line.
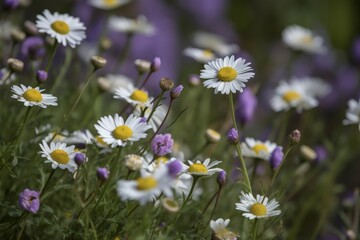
<box><xmin>19</xmin><ymin>189</ymin><xmax>40</xmax><ymax>214</ymax></box>
<box><xmin>236</xmin><ymin>88</ymin><xmax>257</xmax><ymax>125</ymax></box>
<box><xmin>269</xmin><ymin>147</ymin><xmax>284</xmax><ymax>169</ymax></box>
<box><xmin>150</xmin><ymin>57</ymin><xmax>161</xmax><ymax>72</ymax></box>
<box><xmin>227</xmin><ymin>128</ymin><xmax>239</xmax><ymax>145</ymax></box>
<box><xmin>21</xmin><ymin>37</ymin><xmax>45</xmax><ymax>60</ymax></box>
<box><xmin>36</xmin><ymin>70</ymin><xmax>48</xmax><ymax>83</ymax></box>
<box><xmin>166</xmin><ymin>159</ymin><xmax>183</xmax><ymax>177</ymax></box>
<box><xmin>151</xmin><ymin>133</ymin><xmax>174</xmax><ymax>156</ymax></box>
<box><xmin>217</xmin><ymin>170</ymin><xmax>227</xmax><ymax>186</ymax></box>
<box><xmin>3</xmin><ymin>0</ymin><xmax>20</xmax><ymax>10</ymax></box>
<box><xmin>314</xmin><ymin>146</ymin><xmax>327</xmax><ymax>163</ymax></box>
<box><xmin>170</xmin><ymin>85</ymin><xmax>183</xmax><ymax>99</ymax></box>
<box><xmin>352</xmin><ymin>37</ymin><xmax>360</xmax><ymax>63</ymax></box>
<box><xmin>97</xmin><ymin>167</ymin><xmax>109</xmax><ymax>181</ymax></box>
<box><xmin>74</xmin><ymin>153</ymin><xmax>86</xmax><ymax>166</ymax></box>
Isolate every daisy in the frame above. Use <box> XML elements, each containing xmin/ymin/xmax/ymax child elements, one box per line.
<box><xmin>11</xmin><ymin>84</ymin><xmax>57</xmax><ymax>108</ymax></box>
<box><xmin>97</xmin><ymin>74</ymin><xmax>134</xmax><ymax>94</ymax></box>
<box><xmin>94</xmin><ymin>113</ymin><xmax>151</xmax><ymax>148</ymax></box>
<box><xmin>39</xmin><ymin>140</ymin><xmax>77</xmax><ymax>173</ymax></box>
<box><xmin>133</xmin><ymin>103</ymin><xmax>167</xmax><ymax>132</ymax></box>
<box><xmin>193</xmin><ymin>32</ymin><xmax>239</xmax><ymax>56</ymax></box>
<box><xmin>235</xmin><ymin>192</ymin><xmax>281</xmax><ymax>220</ymax></box>
<box><xmin>114</xmin><ymin>83</ymin><xmax>152</xmax><ymax>107</ymax></box>
<box><xmin>88</xmin><ymin>0</ymin><xmax>131</xmax><ymax>10</ymax></box>
<box><xmin>241</xmin><ymin>138</ymin><xmax>278</xmax><ymax>161</ymax></box>
<box><xmin>200</xmin><ymin>55</ymin><xmax>255</xmax><ymax>94</ymax></box>
<box><xmin>183</xmin><ymin>47</ymin><xmax>215</xmax><ymax>63</ymax></box>
<box><xmin>116</xmin><ymin>164</ymin><xmax>173</xmax><ymax>205</ymax></box>
<box><xmin>184</xmin><ymin>158</ymin><xmax>222</xmax><ymax>176</ymax></box>
<box><xmin>210</xmin><ymin>218</ymin><xmax>238</xmax><ymax>240</ymax></box>
<box><xmin>108</xmin><ymin>15</ymin><xmax>154</xmax><ymax>35</ymax></box>
<box><xmin>270</xmin><ymin>79</ymin><xmax>327</xmax><ymax>112</ymax></box>
<box><xmin>36</xmin><ymin>9</ymin><xmax>86</xmax><ymax>48</ymax></box>
<box><xmin>282</xmin><ymin>25</ymin><xmax>326</xmax><ymax>54</ymax></box>
<box><xmin>343</xmin><ymin>98</ymin><xmax>360</xmax><ymax>130</ymax></box>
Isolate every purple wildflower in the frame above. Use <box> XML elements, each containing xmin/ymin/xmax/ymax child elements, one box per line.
<box><xmin>166</xmin><ymin>159</ymin><xmax>183</xmax><ymax>178</ymax></box>
<box><xmin>19</xmin><ymin>189</ymin><xmax>40</xmax><ymax>214</ymax></box>
<box><xmin>269</xmin><ymin>147</ymin><xmax>284</xmax><ymax>169</ymax></box>
<box><xmin>150</xmin><ymin>57</ymin><xmax>161</xmax><ymax>72</ymax></box>
<box><xmin>21</xmin><ymin>37</ymin><xmax>45</xmax><ymax>60</ymax></box>
<box><xmin>170</xmin><ymin>85</ymin><xmax>184</xmax><ymax>99</ymax></box>
<box><xmin>151</xmin><ymin>133</ymin><xmax>174</xmax><ymax>156</ymax></box>
<box><xmin>97</xmin><ymin>167</ymin><xmax>109</xmax><ymax>181</ymax></box>
<box><xmin>217</xmin><ymin>170</ymin><xmax>227</xmax><ymax>186</ymax></box>
<box><xmin>227</xmin><ymin>128</ymin><xmax>239</xmax><ymax>145</ymax></box>
<box><xmin>236</xmin><ymin>88</ymin><xmax>257</xmax><ymax>125</ymax></box>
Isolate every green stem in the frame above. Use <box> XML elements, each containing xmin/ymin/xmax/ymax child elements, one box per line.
<box><xmin>50</xmin><ymin>49</ymin><xmax>73</xmax><ymax>93</ymax></box>
<box><xmin>147</xmin><ymin>90</ymin><xmax>165</xmax><ymax>123</ymax></box>
<box><xmin>138</xmin><ymin>71</ymin><xmax>152</xmax><ymax>89</ymax></box>
<box><xmin>14</xmin><ymin>107</ymin><xmax>32</xmax><ymax>144</ymax></box>
<box><xmin>40</xmin><ymin>168</ymin><xmax>56</xmax><ymax>197</ymax></box>
<box><xmin>270</xmin><ymin>144</ymin><xmax>293</xmax><ymax>188</ymax></box>
<box><xmin>202</xmin><ymin>189</ymin><xmax>219</xmax><ymax>214</ymax></box>
<box><xmin>45</xmin><ymin>41</ymin><xmax>59</xmax><ymax>72</ymax></box>
<box><xmin>251</xmin><ymin>219</ymin><xmax>258</xmax><ymax>240</ymax></box>
<box><xmin>208</xmin><ymin>186</ymin><xmax>222</xmax><ymax>223</ymax></box>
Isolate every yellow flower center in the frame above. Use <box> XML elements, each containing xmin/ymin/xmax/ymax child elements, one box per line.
<box><xmin>130</xmin><ymin>90</ymin><xmax>149</xmax><ymax>103</ymax></box>
<box><xmin>50</xmin><ymin>149</ymin><xmax>70</xmax><ymax>164</ymax></box>
<box><xmin>103</xmin><ymin>0</ymin><xmax>117</xmax><ymax>6</ymax></box>
<box><xmin>112</xmin><ymin>125</ymin><xmax>132</xmax><ymax>140</ymax></box>
<box><xmin>164</xmin><ymin>199</ymin><xmax>178</xmax><ymax>208</ymax></box>
<box><xmin>51</xmin><ymin>20</ymin><xmax>70</xmax><ymax>35</ymax></box>
<box><xmin>188</xmin><ymin>163</ymin><xmax>208</xmax><ymax>173</ymax></box>
<box><xmin>250</xmin><ymin>203</ymin><xmax>267</xmax><ymax>216</ymax></box>
<box><xmin>136</xmin><ymin>176</ymin><xmax>158</xmax><ymax>190</ymax></box>
<box><xmin>300</xmin><ymin>35</ymin><xmax>313</xmax><ymax>44</ymax></box>
<box><xmin>282</xmin><ymin>90</ymin><xmax>301</xmax><ymax>103</ymax></box>
<box><xmin>252</xmin><ymin>144</ymin><xmax>268</xmax><ymax>155</ymax></box>
<box><xmin>202</xmin><ymin>49</ymin><xmax>214</xmax><ymax>58</ymax></box>
<box><xmin>96</xmin><ymin>135</ymin><xmax>107</xmax><ymax>145</ymax></box>
<box><xmin>155</xmin><ymin>156</ymin><xmax>169</xmax><ymax>165</ymax></box>
<box><xmin>23</xmin><ymin>88</ymin><xmax>42</xmax><ymax>102</ymax></box>
<box><xmin>217</xmin><ymin>67</ymin><xmax>237</xmax><ymax>82</ymax></box>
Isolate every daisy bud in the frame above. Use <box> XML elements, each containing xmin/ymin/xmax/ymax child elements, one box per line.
<box><xmin>166</xmin><ymin>159</ymin><xmax>183</xmax><ymax>178</ymax></box>
<box><xmin>19</xmin><ymin>189</ymin><xmax>40</xmax><ymax>214</ymax></box>
<box><xmin>227</xmin><ymin>128</ymin><xmax>239</xmax><ymax>145</ymax></box>
<box><xmin>170</xmin><ymin>85</ymin><xmax>183</xmax><ymax>99</ymax></box>
<box><xmin>134</xmin><ymin>59</ymin><xmax>151</xmax><ymax>74</ymax></box>
<box><xmin>97</xmin><ymin>167</ymin><xmax>109</xmax><ymax>182</ymax></box>
<box><xmin>90</xmin><ymin>56</ymin><xmax>107</xmax><ymax>70</ymax></box>
<box><xmin>236</xmin><ymin>88</ymin><xmax>257</xmax><ymax>125</ymax></box>
<box><xmin>206</xmin><ymin>128</ymin><xmax>221</xmax><ymax>143</ymax></box>
<box><xmin>151</xmin><ymin>133</ymin><xmax>174</xmax><ymax>156</ymax></box>
<box><xmin>161</xmin><ymin>198</ymin><xmax>179</xmax><ymax>213</ymax></box>
<box><xmin>125</xmin><ymin>154</ymin><xmax>144</xmax><ymax>171</ymax></box>
<box><xmin>288</xmin><ymin>129</ymin><xmax>301</xmax><ymax>145</ymax></box>
<box><xmin>269</xmin><ymin>147</ymin><xmax>284</xmax><ymax>169</ymax></box>
<box><xmin>99</xmin><ymin>38</ymin><xmax>112</xmax><ymax>51</ymax></box>
<box><xmin>24</xmin><ymin>21</ymin><xmax>39</xmax><ymax>36</ymax></box>
<box><xmin>150</xmin><ymin>57</ymin><xmax>161</xmax><ymax>72</ymax></box>
<box><xmin>7</xmin><ymin>58</ymin><xmax>24</xmax><ymax>73</ymax></box>
<box><xmin>159</xmin><ymin>77</ymin><xmax>174</xmax><ymax>91</ymax></box>
<box><xmin>11</xmin><ymin>29</ymin><xmax>25</xmax><ymax>43</ymax></box>
<box><xmin>36</xmin><ymin>70</ymin><xmax>48</xmax><ymax>84</ymax></box>
<box><xmin>74</xmin><ymin>153</ymin><xmax>86</xmax><ymax>166</ymax></box>
<box><xmin>217</xmin><ymin>170</ymin><xmax>227</xmax><ymax>186</ymax></box>
<box><xmin>3</xmin><ymin>0</ymin><xmax>20</xmax><ymax>10</ymax></box>
<box><xmin>300</xmin><ymin>145</ymin><xmax>316</xmax><ymax>161</ymax></box>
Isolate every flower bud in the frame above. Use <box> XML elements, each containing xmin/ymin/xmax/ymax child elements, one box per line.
<box><xmin>236</xmin><ymin>88</ymin><xmax>257</xmax><ymax>125</ymax></box>
<box><xmin>150</xmin><ymin>57</ymin><xmax>161</xmax><ymax>72</ymax></box>
<box><xmin>269</xmin><ymin>147</ymin><xmax>283</xmax><ymax>169</ymax></box>
<box><xmin>161</xmin><ymin>198</ymin><xmax>179</xmax><ymax>213</ymax></box>
<box><xmin>134</xmin><ymin>59</ymin><xmax>151</xmax><ymax>74</ymax></box>
<box><xmin>7</xmin><ymin>58</ymin><xmax>24</xmax><ymax>73</ymax></box>
<box><xmin>188</xmin><ymin>74</ymin><xmax>200</xmax><ymax>86</ymax></box>
<box><xmin>288</xmin><ymin>129</ymin><xmax>301</xmax><ymax>145</ymax></box>
<box><xmin>205</xmin><ymin>128</ymin><xmax>221</xmax><ymax>143</ymax></box>
<box><xmin>90</xmin><ymin>56</ymin><xmax>107</xmax><ymax>69</ymax></box>
<box><xmin>11</xmin><ymin>29</ymin><xmax>25</xmax><ymax>43</ymax></box>
<box><xmin>170</xmin><ymin>85</ymin><xmax>183</xmax><ymax>99</ymax></box>
<box><xmin>125</xmin><ymin>154</ymin><xmax>144</xmax><ymax>171</ymax></box>
<box><xmin>300</xmin><ymin>145</ymin><xmax>316</xmax><ymax>161</ymax></box>
<box><xmin>97</xmin><ymin>167</ymin><xmax>109</xmax><ymax>181</ymax></box>
<box><xmin>99</xmin><ymin>38</ymin><xmax>112</xmax><ymax>51</ymax></box>
<box><xmin>217</xmin><ymin>170</ymin><xmax>227</xmax><ymax>186</ymax></box>
<box><xmin>226</xmin><ymin>128</ymin><xmax>239</xmax><ymax>145</ymax></box>
<box><xmin>159</xmin><ymin>77</ymin><xmax>174</xmax><ymax>91</ymax></box>
<box><xmin>36</xmin><ymin>70</ymin><xmax>48</xmax><ymax>83</ymax></box>
<box><xmin>74</xmin><ymin>153</ymin><xmax>86</xmax><ymax>166</ymax></box>
<box><xmin>314</xmin><ymin>145</ymin><xmax>327</xmax><ymax>163</ymax></box>
<box><xmin>166</xmin><ymin>159</ymin><xmax>183</xmax><ymax>178</ymax></box>
<box><xmin>24</xmin><ymin>21</ymin><xmax>38</xmax><ymax>35</ymax></box>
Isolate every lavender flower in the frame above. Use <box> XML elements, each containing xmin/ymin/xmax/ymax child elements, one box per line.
<box><xmin>227</xmin><ymin>128</ymin><xmax>239</xmax><ymax>145</ymax></box>
<box><xmin>236</xmin><ymin>88</ymin><xmax>257</xmax><ymax>125</ymax></box>
<box><xmin>151</xmin><ymin>133</ymin><xmax>174</xmax><ymax>156</ymax></box>
<box><xmin>21</xmin><ymin>37</ymin><xmax>45</xmax><ymax>60</ymax></box>
<box><xmin>166</xmin><ymin>159</ymin><xmax>183</xmax><ymax>177</ymax></box>
<box><xmin>97</xmin><ymin>167</ymin><xmax>109</xmax><ymax>181</ymax></box>
<box><xmin>19</xmin><ymin>189</ymin><xmax>40</xmax><ymax>214</ymax></box>
<box><xmin>269</xmin><ymin>147</ymin><xmax>284</xmax><ymax>169</ymax></box>
<box><xmin>36</xmin><ymin>70</ymin><xmax>48</xmax><ymax>83</ymax></box>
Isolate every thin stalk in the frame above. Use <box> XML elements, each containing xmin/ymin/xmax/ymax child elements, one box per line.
<box><xmin>147</xmin><ymin>90</ymin><xmax>165</xmax><ymax>123</ymax></box>
<box><xmin>208</xmin><ymin>186</ymin><xmax>222</xmax><ymax>223</ymax></box>
<box><xmin>138</xmin><ymin>71</ymin><xmax>152</xmax><ymax>89</ymax></box>
<box><xmin>50</xmin><ymin>49</ymin><xmax>73</xmax><ymax>93</ymax></box>
<box><xmin>270</xmin><ymin>144</ymin><xmax>294</xmax><ymax>188</ymax></box>
<box><xmin>45</xmin><ymin>41</ymin><xmax>59</xmax><ymax>72</ymax></box>
<box><xmin>13</xmin><ymin>107</ymin><xmax>32</xmax><ymax>143</ymax></box>
<box><xmin>251</xmin><ymin>219</ymin><xmax>258</xmax><ymax>240</ymax></box>
<box><xmin>202</xmin><ymin>189</ymin><xmax>219</xmax><ymax>214</ymax></box>
<box><xmin>40</xmin><ymin>168</ymin><xmax>56</xmax><ymax>197</ymax></box>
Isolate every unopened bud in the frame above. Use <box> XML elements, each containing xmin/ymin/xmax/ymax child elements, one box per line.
<box><xmin>159</xmin><ymin>77</ymin><xmax>174</xmax><ymax>91</ymax></box>
<box><xmin>161</xmin><ymin>198</ymin><xmax>179</xmax><ymax>213</ymax></box>
<box><xmin>74</xmin><ymin>153</ymin><xmax>86</xmax><ymax>166</ymax></box>
<box><xmin>188</xmin><ymin>74</ymin><xmax>200</xmax><ymax>86</ymax></box>
<box><xmin>150</xmin><ymin>57</ymin><xmax>161</xmax><ymax>72</ymax></box>
<box><xmin>300</xmin><ymin>145</ymin><xmax>316</xmax><ymax>161</ymax></box>
<box><xmin>134</xmin><ymin>59</ymin><xmax>151</xmax><ymax>74</ymax></box>
<box><xmin>36</xmin><ymin>70</ymin><xmax>48</xmax><ymax>84</ymax></box>
<box><xmin>11</xmin><ymin>29</ymin><xmax>25</xmax><ymax>42</ymax></box>
<box><xmin>217</xmin><ymin>170</ymin><xmax>227</xmax><ymax>186</ymax></box>
<box><xmin>99</xmin><ymin>38</ymin><xmax>112</xmax><ymax>51</ymax></box>
<box><xmin>125</xmin><ymin>154</ymin><xmax>144</xmax><ymax>171</ymax></box>
<box><xmin>288</xmin><ymin>129</ymin><xmax>301</xmax><ymax>144</ymax></box>
<box><xmin>205</xmin><ymin>128</ymin><xmax>221</xmax><ymax>143</ymax></box>
<box><xmin>227</xmin><ymin>128</ymin><xmax>239</xmax><ymax>145</ymax></box>
<box><xmin>97</xmin><ymin>167</ymin><xmax>109</xmax><ymax>181</ymax></box>
<box><xmin>170</xmin><ymin>85</ymin><xmax>183</xmax><ymax>99</ymax></box>
<box><xmin>269</xmin><ymin>147</ymin><xmax>284</xmax><ymax>169</ymax></box>
<box><xmin>90</xmin><ymin>56</ymin><xmax>107</xmax><ymax>69</ymax></box>
<box><xmin>7</xmin><ymin>58</ymin><xmax>24</xmax><ymax>73</ymax></box>
<box><xmin>24</xmin><ymin>21</ymin><xmax>38</xmax><ymax>36</ymax></box>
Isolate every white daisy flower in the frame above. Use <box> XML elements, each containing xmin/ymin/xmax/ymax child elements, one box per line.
<box><xmin>241</xmin><ymin>138</ymin><xmax>278</xmax><ymax>161</ymax></box>
<box><xmin>94</xmin><ymin>114</ymin><xmax>151</xmax><ymax>148</ymax></box>
<box><xmin>108</xmin><ymin>15</ymin><xmax>154</xmax><ymax>35</ymax></box>
<box><xmin>116</xmin><ymin>164</ymin><xmax>173</xmax><ymax>205</ymax></box>
<box><xmin>133</xmin><ymin>103</ymin><xmax>167</xmax><ymax>132</ymax></box>
<box><xmin>184</xmin><ymin>158</ymin><xmax>222</xmax><ymax>176</ymax></box>
<box><xmin>11</xmin><ymin>84</ymin><xmax>57</xmax><ymax>108</ymax></box>
<box><xmin>39</xmin><ymin>140</ymin><xmax>77</xmax><ymax>173</ymax></box>
<box><xmin>114</xmin><ymin>83</ymin><xmax>152</xmax><ymax>107</ymax></box>
<box><xmin>343</xmin><ymin>98</ymin><xmax>360</xmax><ymax>130</ymax></box>
<box><xmin>0</xmin><ymin>68</ymin><xmax>16</xmax><ymax>85</ymax></box>
<box><xmin>193</xmin><ymin>32</ymin><xmax>239</xmax><ymax>56</ymax></box>
<box><xmin>300</xmin><ymin>77</ymin><xmax>331</xmax><ymax>98</ymax></box>
<box><xmin>97</xmin><ymin>74</ymin><xmax>134</xmax><ymax>94</ymax></box>
<box><xmin>210</xmin><ymin>218</ymin><xmax>238</xmax><ymax>240</ymax></box>
<box><xmin>88</xmin><ymin>0</ymin><xmax>131</xmax><ymax>10</ymax></box>
<box><xmin>36</xmin><ymin>9</ymin><xmax>86</xmax><ymax>48</ymax></box>
<box><xmin>235</xmin><ymin>192</ymin><xmax>281</xmax><ymax>220</ymax></box>
<box><xmin>282</xmin><ymin>25</ymin><xmax>326</xmax><ymax>54</ymax></box>
<box><xmin>183</xmin><ymin>47</ymin><xmax>215</xmax><ymax>63</ymax></box>
<box><xmin>200</xmin><ymin>55</ymin><xmax>255</xmax><ymax>94</ymax></box>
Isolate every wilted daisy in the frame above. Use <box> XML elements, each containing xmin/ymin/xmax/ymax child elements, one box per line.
<box><xmin>116</xmin><ymin>165</ymin><xmax>173</xmax><ymax>205</ymax></box>
<box><xmin>88</xmin><ymin>0</ymin><xmax>131</xmax><ymax>10</ymax></box>
<box><xmin>343</xmin><ymin>98</ymin><xmax>360</xmax><ymax>130</ymax></box>
<box><xmin>194</xmin><ymin>32</ymin><xmax>239</xmax><ymax>56</ymax></box>
<box><xmin>39</xmin><ymin>140</ymin><xmax>77</xmax><ymax>173</ymax></box>
<box><xmin>200</xmin><ymin>55</ymin><xmax>255</xmax><ymax>94</ymax></box>
<box><xmin>210</xmin><ymin>218</ymin><xmax>238</xmax><ymax>240</ymax></box>
<box><xmin>241</xmin><ymin>138</ymin><xmax>278</xmax><ymax>161</ymax></box>
<box><xmin>183</xmin><ymin>47</ymin><xmax>215</xmax><ymax>63</ymax></box>
<box><xmin>184</xmin><ymin>158</ymin><xmax>222</xmax><ymax>176</ymax></box>
<box><xmin>235</xmin><ymin>192</ymin><xmax>281</xmax><ymax>220</ymax></box>
<box><xmin>133</xmin><ymin>103</ymin><xmax>167</xmax><ymax>132</ymax></box>
<box><xmin>114</xmin><ymin>83</ymin><xmax>151</xmax><ymax>107</ymax></box>
<box><xmin>282</xmin><ymin>25</ymin><xmax>326</xmax><ymax>54</ymax></box>
<box><xmin>108</xmin><ymin>15</ymin><xmax>154</xmax><ymax>35</ymax></box>
<box><xmin>94</xmin><ymin>114</ymin><xmax>151</xmax><ymax>148</ymax></box>
<box><xmin>11</xmin><ymin>84</ymin><xmax>57</xmax><ymax>108</ymax></box>
<box><xmin>36</xmin><ymin>9</ymin><xmax>86</xmax><ymax>48</ymax></box>
<box><xmin>97</xmin><ymin>74</ymin><xmax>133</xmax><ymax>94</ymax></box>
